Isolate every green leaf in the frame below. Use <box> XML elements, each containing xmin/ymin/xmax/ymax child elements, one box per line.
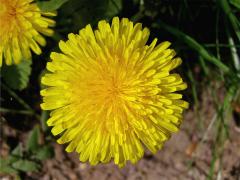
<box><xmin>12</xmin><ymin>145</ymin><xmax>21</xmax><ymax>156</ymax></box>
<box><xmin>230</xmin><ymin>0</ymin><xmax>240</xmax><ymax>9</ymax></box>
<box><xmin>9</xmin><ymin>145</ymin><xmax>22</xmax><ymax>163</ymax></box>
<box><xmin>12</xmin><ymin>160</ymin><xmax>40</xmax><ymax>172</ymax></box>
<box><xmin>0</xmin><ymin>157</ymin><xmax>18</xmax><ymax>174</ymax></box>
<box><xmin>34</xmin><ymin>145</ymin><xmax>54</xmax><ymax>160</ymax></box>
<box><xmin>0</xmin><ymin>157</ymin><xmax>10</xmax><ymax>166</ymax></box>
<box><xmin>26</xmin><ymin>126</ymin><xmax>40</xmax><ymax>152</ymax></box>
<box><xmin>105</xmin><ymin>0</ymin><xmax>122</xmax><ymax>17</ymax></box>
<box><xmin>0</xmin><ymin>164</ymin><xmax>18</xmax><ymax>174</ymax></box>
<box><xmin>37</xmin><ymin>0</ymin><xmax>69</xmax><ymax>12</ymax></box>
<box><xmin>59</xmin><ymin>0</ymin><xmax>122</xmax><ymax>32</ymax></box>
<box><xmin>1</xmin><ymin>60</ymin><xmax>32</xmax><ymax>90</ymax></box>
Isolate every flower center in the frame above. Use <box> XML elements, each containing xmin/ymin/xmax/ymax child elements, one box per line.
<box><xmin>0</xmin><ymin>1</ymin><xmax>17</xmax><ymax>22</ymax></box>
<box><xmin>107</xmin><ymin>77</ymin><xmax>122</xmax><ymax>97</ymax></box>
<box><xmin>9</xmin><ymin>7</ymin><xmax>17</xmax><ymax>16</ymax></box>
<box><xmin>0</xmin><ymin>3</ymin><xmax>7</xmax><ymax>16</ymax></box>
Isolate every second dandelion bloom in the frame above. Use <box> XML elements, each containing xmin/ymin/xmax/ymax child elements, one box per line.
<box><xmin>41</xmin><ymin>17</ymin><xmax>189</xmax><ymax>167</ymax></box>
<box><xmin>0</xmin><ymin>0</ymin><xmax>56</xmax><ymax>66</ymax></box>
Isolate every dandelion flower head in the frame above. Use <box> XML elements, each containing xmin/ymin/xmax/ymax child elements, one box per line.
<box><xmin>0</xmin><ymin>0</ymin><xmax>56</xmax><ymax>66</ymax></box>
<box><xmin>41</xmin><ymin>17</ymin><xmax>189</xmax><ymax>167</ymax></box>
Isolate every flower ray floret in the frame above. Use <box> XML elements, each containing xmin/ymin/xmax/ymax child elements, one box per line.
<box><xmin>41</xmin><ymin>17</ymin><xmax>189</xmax><ymax>167</ymax></box>
<box><xmin>0</xmin><ymin>0</ymin><xmax>56</xmax><ymax>66</ymax></box>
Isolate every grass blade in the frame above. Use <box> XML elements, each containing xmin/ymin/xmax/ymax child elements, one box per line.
<box><xmin>218</xmin><ymin>0</ymin><xmax>240</xmax><ymax>42</ymax></box>
<box><xmin>152</xmin><ymin>21</ymin><xmax>230</xmax><ymax>73</ymax></box>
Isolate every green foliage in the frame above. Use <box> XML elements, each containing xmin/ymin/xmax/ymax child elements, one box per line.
<box><xmin>26</xmin><ymin>126</ymin><xmax>40</xmax><ymax>152</ymax></box>
<box><xmin>57</xmin><ymin>0</ymin><xmax>122</xmax><ymax>33</ymax></box>
<box><xmin>105</xmin><ymin>0</ymin><xmax>122</xmax><ymax>18</ymax></box>
<box><xmin>27</xmin><ymin>126</ymin><xmax>54</xmax><ymax>161</ymax></box>
<box><xmin>0</xmin><ymin>127</ymin><xmax>54</xmax><ymax>175</ymax></box>
<box><xmin>9</xmin><ymin>145</ymin><xmax>22</xmax><ymax>163</ymax></box>
<box><xmin>0</xmin><ymin>158</ymin><xmax>18</xmax><ymax>174</ymax></box>
<box><xmin>37</xmin><ymin>0</ymin><xmax>70</xmax><ymax>12</ymax></box>
<box><xmin>219</xmin><ymin>0</ymin><xmax>240</xmax><ymax>41</ymax></box>
<box><xmin>34</xmin><ymin>146</ymin><xmax>54</xmax><ymax>160</ymax></box>
<box><xmin>26</xmin><ymin>126</ymin><xmax>54</xmax><ymax>161</ymax></box>
<box><xmin>1</xmin><ymin>60</ymin><xmax>32</xmax><ymax>91</ymax></box>
<box><xmin>11</xmin><ymin>160</ymin><xmax>40</xmax><ymax>172</ymax></box>
<box><xmin>230</xmin><ymin>0</ymin><xmax>240</xmax><ymax>10</ymax></box>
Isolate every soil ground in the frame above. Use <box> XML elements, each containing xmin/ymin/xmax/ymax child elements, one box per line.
<box><xmin>1</xmin><ymin>90</ymin><xmax>240</xmax><ymax>180</ymax></box>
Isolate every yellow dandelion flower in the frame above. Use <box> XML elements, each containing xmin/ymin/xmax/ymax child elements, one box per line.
<box><xmin>41</xmin><ymin>17</ymin><xmax>189</xmax><ymax>167</ymax></box>
<box><xmin>0</xmin><ymin>0</ymin><xmax>56</xmax><ymax>66</ymax></box>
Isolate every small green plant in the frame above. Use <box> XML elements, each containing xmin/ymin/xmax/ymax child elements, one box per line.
<box><xmin>0</xmin><ymin>126</ymin><xmax>54</xmax><ymax>177</ymax></box>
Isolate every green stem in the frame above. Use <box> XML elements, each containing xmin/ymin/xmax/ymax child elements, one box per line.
<box><xmin>40</xmin><ymin>110</ymin><xmax>49</xmax><ymax>132</ymax></box>
<box><xmin>203</xmin><ymin>44</ymin><xmax>240</xmax><ymax>48</ymax></box>
<box><xmin>199</xmin><ymin>56</ymin><xmax>209</xmax><ymax>75</ymax></box>
<box><xmin>215</xmin><ymin>8</ymin><xmax>220</xmax><ymax>60</ymax></box>
<box><xmin>0</xmin><ymin>107</ymin><xmax>35</xmax><ymax>115</ymax></box>
<box><xmin>218</xmin><ymin>0</ymin><xmax>240</xmax><ymax>41</ymax></box>
<box><xmin>0</xmin><ymin>107</ymin><xmax>41</xmax><ymax>120</ymax></box>
<box><xmin>1</xmin><ymin>83</ymin><xmax>33</xmax><ymax>111</ymax></box>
